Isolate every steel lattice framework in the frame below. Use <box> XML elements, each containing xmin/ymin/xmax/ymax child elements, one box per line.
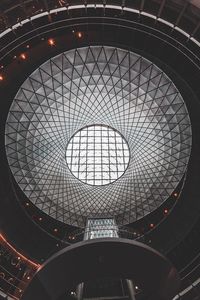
<box><xmin>5</xmin><ymin>46</ymin><xmax>192</xmax><ymax>226</ymax></box>
<box><xmin>66</xmin><ymin>124</ymin><xmax>130</xmax><ymax>186</ymax></box>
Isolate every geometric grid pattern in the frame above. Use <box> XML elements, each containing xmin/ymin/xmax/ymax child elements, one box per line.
<box><xmin>84</xmin><ymin>218</ymin><xmax>118</xmax><ymax>240</ymax></box>
<box><xmin>66</xmin><ymin>125</ymin><xmax>130</xmax><ymax>186</ymax></box>
<box><xmin>5</xmin><ymin>46</ymin><xmax>192</xmax><ymax>227</ymax></box>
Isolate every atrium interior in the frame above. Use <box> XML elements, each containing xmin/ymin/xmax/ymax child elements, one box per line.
<box><xmin>0</xmin><ymin>1</ymin><xmax>200</xmax><ymax>300</ymax></box>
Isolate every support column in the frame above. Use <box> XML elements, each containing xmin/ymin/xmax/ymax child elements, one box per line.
<box><xmin>76</xmin><ymin>282</ymin><xmax>84</xmax><ymax>300</ymax></box>
<box><xmin>126</xmin><ymin>279</ymin><xmax>136</xmax><ymax>300</ymax></box>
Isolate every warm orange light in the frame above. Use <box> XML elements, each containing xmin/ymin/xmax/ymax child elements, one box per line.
<box><xmin>0</xmin><ymin>234</ymin><xmax>40</xmax><ymax>269</ymax></box>
<box><xmin>77</xmin><ymin>32</ymin><xmax>83</xmax><ymax>38</ymax></box>
<box><xmin>48</xmin><ymin>38</ymin><xmax>55</xmax><ymax>46</ymax></box>
<box><xmin>20</xmin><ymin>53</ymin><xmax>27</xmax><ymax>60</ymax></box>
<box><xmin>0</xmin><ymin>75</ymin><xmax>4</xmax><ymax>81</ymax></box>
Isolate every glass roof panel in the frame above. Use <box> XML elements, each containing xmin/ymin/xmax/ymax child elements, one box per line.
<box><xmin>5</xmin><ymin>46</ymin><xmax>192</xmax><ymax>227</ymax></box>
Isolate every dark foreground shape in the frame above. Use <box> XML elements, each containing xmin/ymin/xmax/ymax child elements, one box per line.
<box><xmin>21</xmin><ymin>238</ymin><xmax>180</xmax><ymax>300</ymax></box>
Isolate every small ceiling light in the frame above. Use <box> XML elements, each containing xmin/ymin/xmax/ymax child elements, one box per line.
<box><xmin>54</xmin><ymin>228</ymin><xmax>58</xmax><ymax>233</ymax></box>
<box><xmin>39</xmin><ymin>217</ymin><xmax>42</xmax><ymax>221</ymax></box>
<box><xmin>48</xmin><ymin>38</ymin><xmax>55</xmax><ymax>46</ymax></box>
<box><xmin>25</xmin><ymin>202</ymin><xmax>30</xmax><ymax>206</ymax></box>
<box><xmin>59</xmin><ymin>0</ymin><xmax>66</xmax><ymax>6</ymax></box>
<box><xmin>77</xmin><ymin>32</ymin><xmax>83</xmax><ymax>38</ymax></box>
<box><xmin>174</xmin><ymin>192</ymin><xmax>178</xmax><ymax>197</ymax></box>
<box><xmin>17</xmin><ymin>256</ymin><xmax>21</xmax><ymax>260</ymax></box>
<box><xmin>150</xmin><ymin>223</ymin><xmax>154</xmax><ymax>228</ymax></box>
<box><xmin>164</xmin><ymin>209</ymin><xmax>168</xmax><ymax>214</ymax></box>
<box><xmin>26</xmin><ymin>45</ymin><xmax>30</xmax><ymax>49</ymax></box>
<box><xmin>20</xmin><ymin>53</ymin><xmax>27</xmax><ymax>60</ymax></box>
<box><xmin>27</xmin><ymin>276</ymin><xmax>30</xmax><ymax>280</ymax></box>
<box><xmin>0</xmin><ymin>75</ymin><xmax>4</xmax><ymax>81</ymax></box>
<box><xmin>135</xmin><ymin>286</ymin><xmax>139</xmax><ymax>290</ymax></box>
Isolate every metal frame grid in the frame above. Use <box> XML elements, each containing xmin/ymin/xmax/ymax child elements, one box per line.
<box><xmin>84</xmin><ymin>218</ymin><xmax>118</xmax><ymax>240</ymax></box>
<box><xmin>66</xmin><ymin>125</ymin><xmax>130</xmax><ymax>186</ymax></box>
<box><xmin>5</xmin><ymin>46</ymin><xmax>192</xmax><ymax>226</ymax></box>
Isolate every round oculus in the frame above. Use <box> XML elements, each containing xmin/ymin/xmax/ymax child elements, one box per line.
<box><xmin>65</xmin><ymin>124</ymin><xmax>130</xmax><ymax>186</ymax></box>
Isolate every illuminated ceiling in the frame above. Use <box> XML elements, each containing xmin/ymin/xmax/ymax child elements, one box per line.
<box><xmin>65</xmin><ymin>124</ymin><xmax>130</xmax><ymax>186</ymax></box>
<box><xmin>5</xmin><ymin>46</ymin><xmax>192</xmax><ymax>226</ymax></box>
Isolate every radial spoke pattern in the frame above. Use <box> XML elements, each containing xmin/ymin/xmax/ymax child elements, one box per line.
<box><xmin>5</xmin><ymin>46</ymin><xmax>192</xmax><ymax>226</ymax></box>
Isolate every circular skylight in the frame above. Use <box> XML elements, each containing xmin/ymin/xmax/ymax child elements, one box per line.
<box><xmin>66</xmin><ymin>125</ymin><xmax>130</xmax><ymax>186</ymax></box>
<box><xmin>5</xmin><ymin>46</ymin><xmax>192</xmax><ymax>226</ymax></box>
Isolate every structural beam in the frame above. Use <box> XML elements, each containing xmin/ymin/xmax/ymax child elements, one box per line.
<box><xmin>126</xmin><ymin>279</ymin><xmax>136</xmax><ymax>300</ymax></box>
<box><xmin>76</xmin><ymin>282</ymin><xmax>84</xmax><ymax>300</ymax></box>
<box><xmin>175</xmin><ymin>1</ymin><xmax>189</xmax><ymax>26</ymax></box>
<box><xmin>157</xmin><ymin>0</ymin><xmax>166</xmax><ymax>18</ymax></box>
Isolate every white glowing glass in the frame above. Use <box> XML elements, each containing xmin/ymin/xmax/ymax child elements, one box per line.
<box><xmin>84</xmin><ymin>218</ymin><xmax>118</xmax><ymax>240</ymax></box>
<box><xmin>66</xmin><ymin>125</ymin><xmax>130</xmax><ymax>185</ymax></box>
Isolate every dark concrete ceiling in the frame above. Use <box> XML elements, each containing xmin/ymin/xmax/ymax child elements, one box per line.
<box><xmin>0</xmin><ymin>0</ymin><xmax>199</xmax><ymax>39</ymax></box>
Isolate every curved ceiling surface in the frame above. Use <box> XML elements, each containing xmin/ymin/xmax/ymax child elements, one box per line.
<box><xmin>5</xmin><ymin>46</ymin><xmax>192</xmax><ymax>226</ymax></box>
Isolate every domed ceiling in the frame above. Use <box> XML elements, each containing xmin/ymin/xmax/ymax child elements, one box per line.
<box><xmin>5</xmin><ymin>46</ymin><xmax>192</xmax><ymax>227</ymax></box>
